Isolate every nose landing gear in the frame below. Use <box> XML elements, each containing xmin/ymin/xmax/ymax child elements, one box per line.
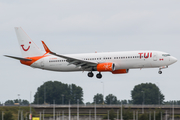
<box><xmin>158</xmin><ymin>71</ymin><xmax>162</xmax><ymax>74</ymax></box>
<box><xmin>158</xmin><ymin>68</ymin><xmax>162</xmax><ymax>74</ymax></box>
<box><xmin>158</xmin><ymin>66</ymin><xmax>168</xmax><ymax>74</ymax></box>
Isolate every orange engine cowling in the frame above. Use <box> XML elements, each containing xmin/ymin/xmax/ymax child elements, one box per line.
<box><xmin>111</xmin><ymin>69</ymin><xmax>129</xmax><ymax>74</ymax></box>
<box><xmin>97</xmin><ymin>63</ymin><xmax>115</xmax><ymax>72</ymax></box>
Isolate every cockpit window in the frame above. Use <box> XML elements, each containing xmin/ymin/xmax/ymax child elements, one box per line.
<box><xmin>162</xmin><ymin>54</ymin><xmax>170</xmax><ymax>57</ymax></box>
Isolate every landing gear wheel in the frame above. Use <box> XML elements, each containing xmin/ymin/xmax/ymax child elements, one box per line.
<box><xmin>158</xmin><ymin>71</ymin><xmax>162</xmax><ymax>74</ymax></box>
<box><xmin>96</xmin><ymin>73</ymin><xmax>102</xmax><ymax>79</ymax></box>
<box><xmin>88</xmin><ymin>72</ymin><xmax>94</xmax><ymax>77</ymax></box>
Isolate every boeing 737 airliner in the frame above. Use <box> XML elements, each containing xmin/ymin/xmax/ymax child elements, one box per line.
<box><xmin>5</xmin><ymin>27</ymin><xmax>177</xmax><ymax>79</ymax></box>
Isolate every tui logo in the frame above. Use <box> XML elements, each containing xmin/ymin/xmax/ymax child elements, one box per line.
<box><xmin>21</xmin><ymin>41</ymin><xmax>31</xmax><ymax>51</ymax></box>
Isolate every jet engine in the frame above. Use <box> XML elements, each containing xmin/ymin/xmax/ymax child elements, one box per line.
<box><xmin>97</xmin><ymin>63</ymin><xmax>115</xmax><ymax>72</ymax></box>
<box><xmin>111</xmin><ymin>69</ymin><xmax>129</xmax><ymax>74</ymax></box>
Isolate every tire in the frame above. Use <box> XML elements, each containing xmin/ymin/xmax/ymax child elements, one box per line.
<box><xmin>88</xmin><ymin>72</ymin><xmax>94</xmax><ymax>77</ymax></box>
<box><xmin>158</xmin><ymin>71</ymin><xmax>162</xmax><ymax>74</ymax></box>
<box><xmin>96</xmin><ymin>73</ymin><xmax>102</xmax><ymax>79</ymax></box>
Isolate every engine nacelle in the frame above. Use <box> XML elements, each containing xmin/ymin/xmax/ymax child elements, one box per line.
<box><xmin>97</xmin><ymin>63</ymin><xmax>115</xmax><ymax>72</ymax></box>
<box><xmin>111</xmin><ymin>69</ymin><xmax>129</xmax><ymax>74</ymax></box>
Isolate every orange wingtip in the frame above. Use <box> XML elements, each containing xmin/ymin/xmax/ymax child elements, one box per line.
<box><xmin>41</xmin><ymin>41</ymin><xmax>51</xmax><ymax>53</ymax></box>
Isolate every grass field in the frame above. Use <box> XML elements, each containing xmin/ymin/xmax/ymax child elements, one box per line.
<box><xmin>0</xmin><ymin>106</ymin><xmax>36</xmax><ymax>120</ymax></box>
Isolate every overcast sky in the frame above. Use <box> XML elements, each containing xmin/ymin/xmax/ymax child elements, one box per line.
<box><xmin>0</xmin><ymin>0</ymin><xmax>180</xmax><ymax>104</ymax></box>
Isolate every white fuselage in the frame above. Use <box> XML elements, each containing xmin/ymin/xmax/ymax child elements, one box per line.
<box><xmin>30</xmin><ymin>51</ymin><xmax>177</xmax><ymax>72</ymax></box>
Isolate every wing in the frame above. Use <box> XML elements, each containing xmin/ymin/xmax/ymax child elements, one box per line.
<box><xmin>41</xmin><ymin>41</ymin><xmax>97</xmax><ymax>70</ymax></box>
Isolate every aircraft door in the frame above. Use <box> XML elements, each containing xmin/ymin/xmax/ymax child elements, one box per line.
<box><xmin>153</xmin><ymin>52</ymin><xmax>157</xmax><ymax>61</ymax></box>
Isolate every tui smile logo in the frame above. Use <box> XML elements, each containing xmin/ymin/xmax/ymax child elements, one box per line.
<box><xmin>21</xmin><ymin>41</ymin><xmax>31</xmax><ymax>51</ymax></box>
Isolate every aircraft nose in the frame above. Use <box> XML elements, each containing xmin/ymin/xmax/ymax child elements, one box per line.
<box><xmin>171</xmin><ymin>56</ymin><xmax>177</xmax><ymax>63</ymax></box>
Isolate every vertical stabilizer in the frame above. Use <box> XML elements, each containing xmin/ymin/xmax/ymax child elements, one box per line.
<box><xmin>15</xmin><ymin>27</ymin><xmax>44</xmax><ymax>57</ymax></box>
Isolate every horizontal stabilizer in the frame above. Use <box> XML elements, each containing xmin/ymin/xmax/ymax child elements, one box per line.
<box><xmin>4</xmin><ymin>55</ymin><xmax>32</xmax><ymax>61</ymax></box>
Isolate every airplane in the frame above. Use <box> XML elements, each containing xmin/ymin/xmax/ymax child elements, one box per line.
<box><xmin>4</xmin><ymin>27</ymin><xmax>177</xmax><ymax>79</ymax></box>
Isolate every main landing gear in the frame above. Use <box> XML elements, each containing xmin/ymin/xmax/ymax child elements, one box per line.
<box><xmin>88</xmin><ymin>72</ymin><xmax>94</xmax><ymax>77</ymax></box>
<box><xmin>96</xmin><ymin>73</ymin><xmax>102</xmax><ymax>79</ymax></box>
<box><xmin>87</xmin><ymin>72</ymin><xmax>102</xmax><ymax>79</ymax></box>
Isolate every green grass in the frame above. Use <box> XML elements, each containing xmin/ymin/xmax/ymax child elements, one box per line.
<box><xmin>0</xmin><ymin>106</ymin><xmax>36</xmax><ymax>120</ymax></box>
<box><xmin>0</xmin><ymin>106</ymin><xmax>106</xmax><ymax>120</ymax></box>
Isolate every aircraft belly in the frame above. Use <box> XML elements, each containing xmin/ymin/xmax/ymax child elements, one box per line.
<box><xmin>59</xmin><ymin>65</ymin><xmax>81</xmax><ymax>71</ymax></box>
<box><xmin>47</xmin><ymin>63</ymin><xmax>81</xmax><ymax>71</ymax></box>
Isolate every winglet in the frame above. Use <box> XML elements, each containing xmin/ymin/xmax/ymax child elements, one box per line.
<box><xmin>41</xmin><ymin>41</ymin><xmax>51</xmax><ymax>53</ymax></box>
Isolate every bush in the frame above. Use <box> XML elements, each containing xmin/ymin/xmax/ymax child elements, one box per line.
<box><xmin>139</xmin><ymin>113</ymin><xmax>148</xmax><ymax>120</ymax></box>
<box><xmin>103</xmin><ymin>109</ymin><xmax>116</xmax><ymax>120</ymax></box>
<box><xmin>4</xmin><ymin>111</ymin><xmax>13</xmax><ymax>120</ymax></box>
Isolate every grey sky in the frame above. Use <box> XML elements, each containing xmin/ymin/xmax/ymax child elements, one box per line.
<box><xmin>0</xmin><ymin>0</ymin><xmax>180</xmax><ymax>103</ymax></box>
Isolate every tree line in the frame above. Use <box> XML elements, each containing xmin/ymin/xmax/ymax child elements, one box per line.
<box><xmin>4</xmin><ymin>99</ymin><xmax>29</xmax><ymax>105</ymax></box>
<box><xmin>3</xmin><ymin>81</ymin><xmax>180</xmax><ymax>105</ymax></box>
<box><xmin>85</xmin><ymin>93</ymin><xmax>133</xmax><ymax>105</ymax></box>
